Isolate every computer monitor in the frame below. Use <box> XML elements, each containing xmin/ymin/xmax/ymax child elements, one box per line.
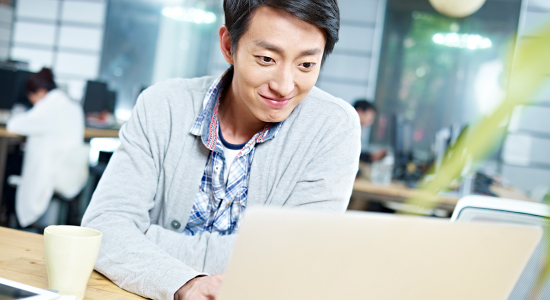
<box><xmin>12</xmin><ymin>70</ymin><xmax>33</xmax><ymax>108</ymax></box>
<box><xmin>0</xmin><ymin>69</ymin><xmax>33</xmax><ymax>110</ymax></box>
<box><xmin>105</xmin><ymin>90</ymin><xmax>116</xmax><ymax>114</ymax></box>
<box><xmin>0</xmin><ymin>60</ymin><xmax>30</xmax><ymax>70</ymax></box>
<box><xmin>83</xmin><ymin>81</ymin><xmax>109</xmax><ymax>114</ymax></box>
<box><xmin>0</xmin><ymin>68</ymin><xmax>16</xmax><ymax>109</ymax></box>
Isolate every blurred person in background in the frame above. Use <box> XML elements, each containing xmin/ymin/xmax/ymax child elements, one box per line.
<box><xmin>353</xmin><ymin>99</ymin><xmax>386</xmax><ymax>162</ymax></box>
<box><xmin>6</xmin><ymin>67</ymin><xmax>86</xmax><ymax>228</ymax></box>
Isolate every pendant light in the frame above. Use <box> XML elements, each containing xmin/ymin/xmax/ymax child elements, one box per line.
<box><xmin>429</xmin><ymin>0</ymin><xmax>487</xmax><ymax>18</ymax></box>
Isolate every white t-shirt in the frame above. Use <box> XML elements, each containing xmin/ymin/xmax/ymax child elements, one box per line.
<box><xmin>221</xmin><ymin>144</ymin><xmax>241</xmax><ymax>183</ymax></box>
<box><xmin>218</xmin><ymin>127</ymin><xmax>246</xmax><ymax>184</ymax></box>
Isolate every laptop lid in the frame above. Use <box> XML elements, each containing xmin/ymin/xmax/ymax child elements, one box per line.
<box><xmin>218</xmin><ymin>209</ymin><xmax>542</xmax><ymax>300</ymax></box>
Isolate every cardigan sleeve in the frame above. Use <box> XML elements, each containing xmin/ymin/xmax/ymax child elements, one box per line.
<box><xmin>81</xmin><ymin>93</ymin><xmax>209</xmax><ymax>300</ymax></box>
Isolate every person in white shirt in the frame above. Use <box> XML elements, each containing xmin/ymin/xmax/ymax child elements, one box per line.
<box><xmin>7</xmin><ymin>67</ymin><xmax>86</xmax><ymax>228</ymax></box>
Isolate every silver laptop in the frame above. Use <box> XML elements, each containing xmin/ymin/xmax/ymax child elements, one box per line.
<box><xmin>218</xmin><ymin>209</ymin><xmax>542</xmax><ymax>300</ymax></box>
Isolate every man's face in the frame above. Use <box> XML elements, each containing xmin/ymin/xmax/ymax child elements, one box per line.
<box><xmin>357</xmin><ymin>109</ymin><xmax>376</xmax><ymax>127</ymax></box>
<box><xmin>225</xmin><ymin>6</ymin><xmax>326</xmax><ymax>123</ymax></box>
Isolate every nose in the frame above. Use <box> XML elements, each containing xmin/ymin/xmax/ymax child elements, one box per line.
<box><xmin>269</xmin><ymin>65</ymin><xmax>295</xmax><ymax>98</ymax></box>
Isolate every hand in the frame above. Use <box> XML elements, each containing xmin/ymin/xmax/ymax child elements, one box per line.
<box><xmin>370</xmin><ymin>149</ymin><xmax>387</xmax><ymax>161</ymax></box>
<box><xmin>175</xmin><ymin>274</ymin><xmax>224</xmax><ymax>300</ymax></box>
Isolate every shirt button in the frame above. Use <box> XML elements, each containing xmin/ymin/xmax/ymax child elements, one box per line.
<box><xmin>171</xmin><ymin>220</ymin><xmax>181</xmax><ymax>229</ymax></box>
<box><xmin>214</xmin><ymin>166</ymin><xmax>220</xmax><ymax>173</ymax></box>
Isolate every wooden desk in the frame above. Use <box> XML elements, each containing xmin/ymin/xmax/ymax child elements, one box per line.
<box><xmin>352</xmin><ymin>177</ymin><xmax>536</xmax><ymax>212</ymax></box>
<box><xmin>0</xmin><ymin>126</ymin><xmax>24</xmax><ymax>138</ymax></box>
<box><xmin>84</xmin><ymin>128</ymin><xmax>120</xmax><ymax>139</ymax></box>
<box><xmin>352</xmin><ymin>178</ymin><xmax>460</xmax><ymax>211</ymax></box>
<box><xmin>0</xmin><ymin>126</ymin><xmax>120</xmax><ymax>139</ymax></box>
<box><xmin>0</xmin><ymin>226</ymin><xmax>144</xmax><ymax>299</ymax></box>
<box><xmin>0</xmin><ymin>128</ymin><xmax>24</xmax><ymax>209</ymax></box>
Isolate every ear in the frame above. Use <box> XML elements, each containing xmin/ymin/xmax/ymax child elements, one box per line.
<box><xmin>219</xmin><ymin>25</ymin><xmax>234</xmax><ymax>65</ymax></box>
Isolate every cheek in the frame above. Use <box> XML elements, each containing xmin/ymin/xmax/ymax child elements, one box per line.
<box><xmin>235</xmin><ymin>62</ymin><xmax>270</xmax><ymax>95</ymax></box>
<box><xmin>294</xmin><ymin>70</ymin><xmax>320</xmax><ymax>96</ymax></box>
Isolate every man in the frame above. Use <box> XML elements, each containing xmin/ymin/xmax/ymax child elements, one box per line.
<box><xmin>82</xmin><ymin>1</ymin><xmax>361</xmax><ymax>300</ymax></box>
<box><xmin>353</xmin><ymin>99</ymin><xmax>386</xmax><ymax>162</ymax></box>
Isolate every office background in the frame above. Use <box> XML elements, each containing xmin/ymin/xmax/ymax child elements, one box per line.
<box><xmin>0</xmin><ymin>0</ymin><xmax>549</xmax><ymax>197</ymax></box>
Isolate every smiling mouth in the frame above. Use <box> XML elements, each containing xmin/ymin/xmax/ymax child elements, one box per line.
<box><xmin>260</xmin><ymin>94</ymin><xmax>292</xmax><ymax>109</ymax></box>
<box><xmin>260</xmin><ymin>94</ymin><xmax>292</xmax><ymax>102</ymax></box>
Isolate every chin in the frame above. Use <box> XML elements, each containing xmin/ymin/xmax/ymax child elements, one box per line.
<box><xmin>261</xmin><ymin>109</ymin><xmax>293</xmax><ymax>123</ymax></box>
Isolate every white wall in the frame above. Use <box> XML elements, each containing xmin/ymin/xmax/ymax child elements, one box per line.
<box><xmin>0</xmin><ymin>4</ymin><xmax>12</xmax><ymax>60</ymax></box>
<box><xmin>8</xmin><ymin>0</ymin><xmax>106</xmax><ymax>101</ymax></box>
<box><xmin>501</xmin><ymin>0</ymin><xmax>550</xmax><ymax>195</ymax></box>
<box><xmin>315</xmin><ymin>0</ymin><xmax>386</xmax><ymax>104</ymax></box>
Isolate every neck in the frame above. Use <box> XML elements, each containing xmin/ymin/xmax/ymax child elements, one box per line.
<box><xmin>218</xmin><ymin>81</ymin><xmax>266</xmax><ymax>145</ymax></box>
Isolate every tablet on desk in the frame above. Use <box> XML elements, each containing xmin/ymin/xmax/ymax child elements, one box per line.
<box><xmin>0</xmin><ymin>277</ymin><xmax>59</xmax><ymax>300</ymax></box>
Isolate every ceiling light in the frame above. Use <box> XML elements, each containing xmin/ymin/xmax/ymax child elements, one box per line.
<box><xmin>432</xmin><ymin>33</ymin><xmax>492</xmax><ymax>50</ymax></box>
<box><xmin>162</xmin><ymin>7</ymin><xmax>217</xmax><ymax>24</ymax></box>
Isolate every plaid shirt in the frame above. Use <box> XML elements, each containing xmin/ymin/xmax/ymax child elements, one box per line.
<box><xmin>183</xmin><ymin>69</ymin><xmax>283</xmax><ymax>236</ymax></box>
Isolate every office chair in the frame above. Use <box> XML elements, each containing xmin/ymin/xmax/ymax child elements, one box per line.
<box><xmin>451</xmin><ymin>195</ymin><xmax>550</xmax><ymax>300</ymax></box>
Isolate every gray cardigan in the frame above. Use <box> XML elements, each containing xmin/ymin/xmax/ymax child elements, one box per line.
<box><xmin>81</xmin><ymin>76</ymin><xmax>361</xmax><ymax>300</ymax></box>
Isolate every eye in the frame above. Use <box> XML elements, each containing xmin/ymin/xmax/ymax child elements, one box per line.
<box><xmin>257</xmin><ymin>56</ymin><xmax>274</xmax><ymax>64</ymax></box>
<box><xmin>300</xmin><ymin>62</ymin><xmax>316</xmax><ymax>70</ymax></box>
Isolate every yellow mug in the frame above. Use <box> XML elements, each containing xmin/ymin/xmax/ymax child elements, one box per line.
<box><xmin>44</xmin><ymin>226</ymin><xmax>102</xmax><ymax>300</ymax></box>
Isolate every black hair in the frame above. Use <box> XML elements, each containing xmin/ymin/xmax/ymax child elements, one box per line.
<box><xmin>26</xmin><ymin>67</ymin><xmax>57</xmax><ymax>93</ymax></box>
<box><xmin>353</xmin><ymin>99</ymin><xmax>376</xmax><ymax>113</ymax></box>
<box><xmin>223</xmin><ymin>0</ymin><xmax>340</xmax><ymax>65</ymax></box>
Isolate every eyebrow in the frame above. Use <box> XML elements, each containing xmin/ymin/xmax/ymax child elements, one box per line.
<box><xmin>254</xmin><ymin>40</ymin><xmax>322</xmax><ymax>57</ymax></box>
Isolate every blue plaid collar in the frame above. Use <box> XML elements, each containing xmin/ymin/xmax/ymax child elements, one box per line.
<box><xmin>190</xmin><ymin>68</ymin><xmax>283</xmax><ymax>150</ymax></box>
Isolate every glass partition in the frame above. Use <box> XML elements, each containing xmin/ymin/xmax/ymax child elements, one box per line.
<box><xmin>372</xmin><ymin>0</ymin><xmax>522</xmax><ymax>157</ymax></box>
<box><xmin>98</xmin><ymin>0</ymin><xmax>225</xmax><ymax>121</ymax></box>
